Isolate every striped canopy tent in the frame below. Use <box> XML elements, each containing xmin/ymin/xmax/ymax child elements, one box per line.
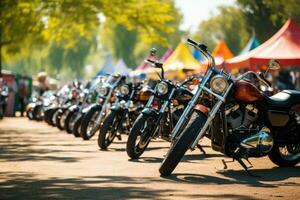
<box><xmin>146</xmin><ymin>42</ymin><xmax>205</xmax><ymax>80</ymax></box>
<box><xmin>95</xmin><ymin>54</ymin><xmax>115</xmax><ymax>76</ymax></box>
<box><xmin>115</xmin><ymin>59</ymin><xmax>130</xmax><ymax>76</ymax></box>
<box><xmin>212</xmin><ymin>40</ymin><xmax>234</xmax><ymax>66</ymax></box>
<box><xmin>239</xmin><ymin>36</ymin><xmax>260</xmax><ymax>55</ymax></box>
<box><xmin>225</xmin><ymin>19</ymin><xmax>300</xmax><ymax>71</ymax></box>
<box><xmin>160</xmin><ymin>48</ymin><xmax>173</xmax><ymax>62</ymax></box>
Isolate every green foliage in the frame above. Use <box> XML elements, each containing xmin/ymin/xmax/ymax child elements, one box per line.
<box><xmin>236</xmin><ymin>0</ymin><xmax>282</xmax><ymax>42</ymax></box>
<box><xmin>193</xmin><ymin>6</ymin><xmax>249</xmax><ymax>54</ymax></box>
<box><xmin>1</xmin><ymin>0</ymin><xmax>182</xmax><ymax>79</ymax></box>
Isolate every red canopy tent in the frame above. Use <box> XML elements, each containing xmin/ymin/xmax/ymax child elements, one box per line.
<box><xmin>225</xmin><ymin>19</ymin><xmax>300</xmax><ymax>71</ymax></box>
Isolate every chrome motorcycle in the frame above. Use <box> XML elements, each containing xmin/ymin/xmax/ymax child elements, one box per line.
<box><xmin>126</xmin><ymin>59</ymin><xmax>197</xmax><ymax>159</ymax></box>
<box><xmin>98</xmin><ymin>81</ymin><xmax>150</xmax><ymax>149</ymax></box>
<box><xmin>159</xmin><ymin>38</ymin><xmax>300</xmax><ymax>176</ymax></box>
<box><xmin>80</xmin><ymin>74</ymin><xmax>126</xmax><ymax>140</ymax></box>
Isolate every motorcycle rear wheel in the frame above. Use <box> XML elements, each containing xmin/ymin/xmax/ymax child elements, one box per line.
<box><xmin>268</xmin><ymin>144</ymin><xmax>300</xmax><ymax>167</ymax></box>
<box><xmin>159</xmin><ymin>111</ymin><xmax>206</xmax><ymax>176</ymax></box>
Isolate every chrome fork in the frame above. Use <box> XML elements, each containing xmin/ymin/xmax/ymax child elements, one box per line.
<box><xmin>171</xmin><ymin>69</ymin><xmax>213</xmax><ymax>140</ymax></box>
<box><xmin>190</xmin><ymin>83</ymin><xmax>233</xmax><ymax>150</ymax></box>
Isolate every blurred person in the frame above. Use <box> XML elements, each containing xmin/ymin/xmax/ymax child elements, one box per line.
<box><xmin>276</xmin><ymin>69</ymin><xmax>295</xmax><ymax>90</ymax></box>
<box><xmin>18</xmin><ymin>78</ymin><xmax>28</xmax><ymax>117</ymax></box>
<box><xmin>37</xmin><ymin>72</ymin><xmax>49</xmax><ymax>96</ymax></box>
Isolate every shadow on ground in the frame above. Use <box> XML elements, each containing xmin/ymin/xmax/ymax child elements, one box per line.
<box><xmin>163</xmin><ymin>166</ymin><xmax>300</xmax><ymax>188</ymax></box>
<box><xmin>0</xmin><ymin>129</ymin><xmax>90</xmax><ymax>163</ymax></box>
<box><xmin>0</xmin><ymin>172</ymin><xmax>257</xmax><ymax>200</ymax></box>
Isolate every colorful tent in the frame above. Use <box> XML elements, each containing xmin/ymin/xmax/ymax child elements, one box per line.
<box><xmin>156</xmin><ymin>42</ymin><xmax>205</xmax><ymax>79</ymax></box>
<box><xmin>135</xmin><ymin>53</ymin><xmax>157</xmax><ymax>71</ymax></box>
<box><xmin>225</xmin><ymin>19</ymin><xmax>300</xmax><ymax>70</ymax></box>
<box><xmin>115</xmin><ymin>59</ymin><xmax>130</xmax><ymax>75</ymax></box>
<box><xmin>131</xmin><ymin>49</ymin><xmax>172</xmax><ymax>78</ymax></box>
<box><xmin>212</xmin><ymin>40</ymin><xmax>234</xmax><ymax>65</ymax></box>
<box><xmin>96</xmin><ymin>54</ymin><xmax>115</xmax><ymax>76</ymax></box>
<box><xmin>239</xmin><ymin>36</ymin><xmax>260</xmax><ymax>55</ymax></box>
<box><xmin>160</xmin><ymin>48</ymin><xmax>173</xmax><ymax>62</ymax></box>
<box><xmin>163</xmin><ymin>42</ymin><xmax>205</xmax><ymax>72</ymax></box>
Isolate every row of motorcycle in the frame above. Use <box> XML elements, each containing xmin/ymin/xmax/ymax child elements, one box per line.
<box><xmin>27</xmin><ymin>39</ymin><xmax>300</xmax><ymax>177</ymax></box>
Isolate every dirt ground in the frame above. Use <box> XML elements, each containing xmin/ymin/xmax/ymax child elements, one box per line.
<box><xmin>0</xmin><ymin>117</ymin><xmax>299</xmax><ymax>200</ymax></box>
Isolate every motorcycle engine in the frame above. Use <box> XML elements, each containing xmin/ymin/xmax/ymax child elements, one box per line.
<box><xmin>226</xmin><ymin>104</ymin><xmax>274</xmax><ymax>157</ymax></box>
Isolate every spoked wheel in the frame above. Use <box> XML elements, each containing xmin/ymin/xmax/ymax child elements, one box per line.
<box><xmin>126</xmin><ymin>114</ymin><xmax>153</xmax><ymax>159</ymax></box>
<box><xmin>269</xmin><ymin>144</ymin><xmax>300</xmax><ymax>167</ymax></box>
<box><xmin>57</xmin><ymin>109</ymin><xmax>69</xmax><ymax>130</ymax></box>
<box><xmin>80</xmin><ymin>105</ymin><xmax>102</xmax><ymax>140</ymax></box>
<box><xmin>98</xmin><ymin>111</ymin><xmax>120</xmax><ymax>149</ymax></box>
<box><xmin>51</xmin><ymin>109</ymin><xmax>60</xmax><ymax>126</ymax></box>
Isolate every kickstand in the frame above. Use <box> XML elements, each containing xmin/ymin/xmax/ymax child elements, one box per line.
<box><xmin>236</xmin><ymin>158</ymin><xmax>260</xmax><ymax>178</ymax></box>
<box><xmin>221</xmin><ymin>158</ymin><xmax>235</xmax><ymax>170</ymax></box>
<box><xmin>196</xmin><ymin>144</ymin><xmax>206</xmax><ymax>155</ymax></box>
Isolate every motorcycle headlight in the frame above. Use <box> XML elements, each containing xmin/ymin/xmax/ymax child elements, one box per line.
<box><xmin>120</xmin><ymin>85</ymin><xmax>130</xmax><ymax>95</ymax></box>
<box><xmin>99</xmin><ymin>87</ymin><xmax>108</xmax><ymax>96</ymax></box>
<box><xmin>210</xmin><ymin>75</ymin><xmax>228</xmax><ymax>94</ymax></box>
<box><xmin>157</xmin><ymin>82</ymin><xmax>168</xmax><ymax>95</ymax></box>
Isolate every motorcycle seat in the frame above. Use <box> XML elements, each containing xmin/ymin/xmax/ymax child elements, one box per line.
<box><xmin>266</xmin><ymin>90</ymin><xmax>300</xmax><ymax>108</ymax></box>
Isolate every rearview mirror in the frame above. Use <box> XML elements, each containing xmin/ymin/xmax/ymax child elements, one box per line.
<box><xmin>268</xmin><ymin>59</ymin><xmax>281</xmax><ymax>71</ymax></box>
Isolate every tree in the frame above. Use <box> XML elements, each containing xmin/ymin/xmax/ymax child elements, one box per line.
<box><xmin>1</xmin><ymin>0</ymin><xmax>182</xmax><ymax>78</ymax></box>
<box><xmin>193</xmin><ymin>6</ymin><xmax>249</xmax><ymax>54</ymax></box>
<box><xmin>100</xmin><ymin>0</ymin><xmax>182</xmax><ymax>68</ymax></box>
<box><xmin>236</xmin><ymin>0</ymin><xmax>283</xmax><ymax>42</ymax></box>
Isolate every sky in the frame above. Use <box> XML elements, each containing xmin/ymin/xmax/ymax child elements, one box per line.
<box><xmin>175</xmin><ymin>0</ymin><xmax>236</xmax><ymax>33</ymax></box>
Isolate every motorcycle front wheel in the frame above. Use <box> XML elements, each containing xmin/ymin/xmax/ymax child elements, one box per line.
<box><xmin>56</xmin><ymin>108</ymin><xmax>69</xmax><ymax>130</ymax></box>
<box><xmin>98</xmin><ymin>111</ymin><xmax>120</xmax><ymax>149</ymax></box>
<box><xmin>72</xmin><ymin>114</ymin><xmax>83</xmax><ymax>137</ymax></box>
<box><xmin>126</xmin><ymin>114</ymin><xmax>153</xmax><ymax>159</ymax></box>
<box><xmin>64</xmin><ymin>110</ymin><xmax>77</xmax><ymax>134</ymax></box>
<box><xmin>159</xmin><ymin>111</ymin><xmax>207</xmax><ymax>176</ymax></box>
<box><xmin>80</xmin><ymin>105</ymin><xmax>101</xmax><ymax>140</ymax></box>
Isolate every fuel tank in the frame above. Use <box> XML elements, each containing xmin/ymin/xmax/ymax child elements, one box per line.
<box><xmin>234</xmin><ymin>80</ymin><xmax>264</xmax><ymax>103</ymax></box>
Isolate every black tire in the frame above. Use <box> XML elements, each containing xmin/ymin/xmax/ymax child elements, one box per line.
<box><xmin>50</xmin><ymin>108</ymin><xmax>59</xmax><ymax>126</ymax></box>
<box><xmin>268</xmin><ymin>144</ymin><xmax>300</xmax><ymax>167</ymax></box>
<box><xmin>159</xmin><ymin>111</ymin><xmax>207</xmax><ymax>176</ymax></box>
<box><xmin>27</xmin><ymin>108</ymin><xmax>34</xmax><ymax>120</ymax></box>
<box><xmin>56</xmin><ymin>108</ymin><xmax>69</xmax><ymax>130</ymax></box>
<box><xmin>0</xmin><ymin>105</ymin><xmax>3</xmax><ymax>119</ymax></box>
<box><xmin>98</xmin><ymin>111</ymin><xmax>119</xmax><ymax>149</ymax></box>
<box><xmin>126</xmin><ymin>114</ymin><xmax>153</xmax><ymax>159</ymax></box>
<box><xmin>44</xmin><ymin>108</ymin><xmax>52</xmax><ymax>124</ymax></box>
<box><xmin>73</xmin><ymin>113</ymin><xmax>83</xmax><ymax>137</ymax></box>
<box><xmin>64</xmin><ymin>110</ymin><xmax>76</xmax><ymax>134</ymax></box>
<box><xmin>80</xmin><ymin>105</ymin><xmax>101</xmax><ymax>140</ymax></box>
<box><xmin>33</xmin><ymin>105</ymin><xmax>43</xmax><ymax>121</ymax></box>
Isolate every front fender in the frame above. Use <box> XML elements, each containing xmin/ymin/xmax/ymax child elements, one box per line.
<box><xmin>68</xmin><ymin>105</ymin><xmax>79</xmax><ymax>112</ymax></box>
<box><xmin>141</xmin><ymin>108</ymin><xmax>159</xmax><ymax>118</ymax></box>
<box><xmin>82</xmin><ymin>103</ymin><xmax>101</xmax><ymax>114</ymax></box>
